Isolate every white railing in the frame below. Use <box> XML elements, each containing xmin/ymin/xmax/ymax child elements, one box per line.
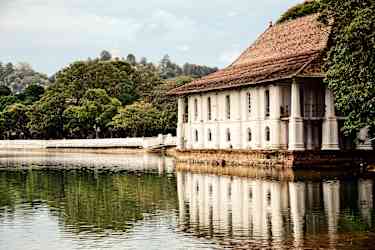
<box><xmin>0</xmin><ymin>134</ymin><xmax>177</xmax><ymax>149</ymax></box>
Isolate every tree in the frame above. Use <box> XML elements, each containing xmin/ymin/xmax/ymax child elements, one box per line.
<box><xmin>0</xmin><ymin>96</ymin><xmax>18</xmax><ymax>112</ymax></box>
<box><xmin>16</xmin><ymin>84</ymin><xmax>45</xmax><ymax>105</ymax></box>
<box><xmin>63</xmin><ymin>89</ymin><xmax>121</xmax><ymax>138</ymax></box>
<box><xmin>0</xmin><ymin>86</ymin><xmax>12</xmax><ymax>97</ymax></box>
<box><xmin>126</xmin><ymin>54</ymin><xmax>137</xmax><ymax>65</ymax></box>
<box><xmin>1</xmin><ymin>103</ymin><xmax>29</xmax><ymax>139</ymax></box>
<box><xmin>319</xmin><ymin>0</ymin><xmax>375</xmax><ymax>138</ymax></box>
<box><xmin>112</xmin><ymin>102</ymin><xmax>165</xmax><ymax>137</ymax></box>
<box><xmin>277</xmin><ymin>0</ymin><xmax>320</xmax><ymax>24</ymax></box>
<box><xmin>27</xmin><ymin>91</ymin><xmax>67</xmax><ymax>138</ymax></box>
<box><xmin>53</xmin><ymin>60</ymin><xmax>137</xmax><ymax>105</ymax></box>
<box><xmin>99</xmin><ymin>50</ymin><xmax>112</xmax><ymax>61</ymax></box>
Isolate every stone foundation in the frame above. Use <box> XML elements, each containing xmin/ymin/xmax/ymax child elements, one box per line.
<box><xmin>175</xmin><ymin>149</ymin><xmax>375</xmax><ymax>170</ymax></box>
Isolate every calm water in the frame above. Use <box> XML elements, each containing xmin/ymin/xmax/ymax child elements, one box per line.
<box><xmin>0</xmin><ymin>151</ymin><xmax>374</xmax><ymax>249</ymax></box>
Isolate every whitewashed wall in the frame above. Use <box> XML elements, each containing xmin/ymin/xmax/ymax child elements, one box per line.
<box><xmin>0</xmin><ymin>134</ymin><xmax>176</xmax><ymax>149</ymax></box>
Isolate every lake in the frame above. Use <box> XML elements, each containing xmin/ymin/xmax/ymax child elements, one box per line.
<box><xmin>0</xmin><ymin>150</ymin><xmax>374</xmax><ymax>249</ymax></box>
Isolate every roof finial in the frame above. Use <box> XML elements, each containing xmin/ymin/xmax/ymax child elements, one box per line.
<box><xmin>269</xmin><ymin>21</ymin><xmax>273</xmax><ymax>28</ymax></box>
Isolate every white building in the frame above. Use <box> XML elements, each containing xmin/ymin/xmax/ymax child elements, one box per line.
<box><xmin>170</xmin><ymin>14</ymin><xmax>372</xmax><ymax>152</ymax></box>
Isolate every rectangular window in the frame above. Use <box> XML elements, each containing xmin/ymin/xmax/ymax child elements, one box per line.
<box><xmin>183</xmin><ymin>97</ymin><xmax>189</xmax><ymax>122</ymax></box>
<box><xmin>194</xmin><ymin>98</ymin><xmax>198</xmax><ymax>121</ymax></box>
<box><xmin>207</xmin><ymin>97</ymin><xmax>212</xmax><ymax>121</ymax></box>
<box><xmin>265</xmin><ymin>90</ymin><xmax>270</xmax><ymax>117</ymax></box>
<box><xmin>226</xmin><ymin>95</ymin><xmax>231</xmax><ymax>120</ymax></box>
<box><xmin>247</xmin><ymin>92</ymin><xmax>252</xmax><ymax>115</ymax></box>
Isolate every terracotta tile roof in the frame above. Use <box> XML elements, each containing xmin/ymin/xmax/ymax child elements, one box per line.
<box><xmin>169</xmin><ymin>14</ymin><xmax>330</xmax><ymax>95</ymax></box>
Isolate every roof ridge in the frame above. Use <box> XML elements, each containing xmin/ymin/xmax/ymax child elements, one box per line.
<box><xmin>230</xmin><ymin>13</ymin><xmax>321</xmax><ymax>68</ymax></box>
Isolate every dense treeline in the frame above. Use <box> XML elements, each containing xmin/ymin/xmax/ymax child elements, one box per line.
<box><xmin>0</xmin><ymin>52</ymin><xmax>216</xmax><ymax>139</ymax></box>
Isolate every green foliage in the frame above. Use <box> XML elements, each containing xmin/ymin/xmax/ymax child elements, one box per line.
<box><xmin>0</xmin><ymin>96</ymin><xmax>18</xmax><ymax>112</ymax></box>
<box><xmin>0</xmin><ymin>86</ymin><xmax>12</xmax><ymax>97</ymax></box>
<box><xmin>112</xmin><ymin>101</ymin><xmax>166</xmax><ymax>137</ymax></box>
<box><xmin>0</xmin><ymin>53</ymin><xmax>216</xmax><ymax>139</ymax></box>
<box><xmin>0</xmin><ymin>103</ymin><xmax>29</xmax><ymax>138</ymax></box>
<box><xmin>63</xmin><ymin>89</ymin><xmax>121</xmax><ymax>138</ymax></box>
<box><xmin>27</xmin><ymin>91</ymin><xmax>67</xmax><ymax>138</ymax></box>
<box><xmin>16</xmin><ymin>84</ymin><xmax>45</xmax><ymax>105</ymax></box>
<box><xmin>277</xmin><ymin>0</ymin><xmax>320</xmax><ymax>24</ymax></box>
<box><xmin>54</xmin><ymin>60</ymin><xmax>137</xmax><ymax>105</ymax></box>
<box><xmin>319</xmin><ymin>0</ymin><xmax>375</xmax><ymax>137</ymax></box>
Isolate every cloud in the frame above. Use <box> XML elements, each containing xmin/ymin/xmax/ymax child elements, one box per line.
<box><xmin>0</xmin><ymin>0</ymin><xmax>303</xmax><ymax>74</ymax></box>
<box><xmin>177</xmin><ymin>45</ymin><xmax>190</xmax><ymax>52</ymax></box>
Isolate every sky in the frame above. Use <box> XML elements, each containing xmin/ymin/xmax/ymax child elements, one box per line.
<box><xmin>0</xmin><ymin>0</ymin><xmax>301</xmax><ymax>75</ymax></box>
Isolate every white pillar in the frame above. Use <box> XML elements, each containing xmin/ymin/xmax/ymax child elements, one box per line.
<box><xmin>253</xmin><ymin>87</ymin><xmax>261</xmax><ymax>149</ymax></box>
<box><xmin>186</xmin><ymin>97</ymin><xmax>193</xmax><ymax>149</ymax></box>
<box><xmin>233</xmin><ymin>90</ymin><xmax>242</xmax><ymax>149</ymax></box>
<box><xmin>177</xmin><ymin>97</ymin><xmax>185</xmax><ymax>150</ymax></box>
<box><xmin>214</xmin><ymin>93</ymin><xmax>220</xmax><ymax>149</ymax></box>
<box><xmin>256</xmin><ymin>87</ymin><xmax>263</xmax><ymax>149</ymax></box>
<box><xmin>322</xmin><ymin>88</ymin><xmax>340</xmax><ymax>150</ymax></box>
<box><xmin>270</xmin><ymin>85</ymin><xmax>282</xmax><ymax>149</ymax></box>
<box><xmin>198</xmin><ymin>95</ymin><xmax>204</xmax><ymax>149</ymax></box>
<box><xmin>356</xmin><ymin>127</ymin><xmax>373</xmax><ymax>150</ymax></box>
<box><xmin>289</xmin><ymin>80</ymin><xmax>305</xmax><ymax>151</ymax></box>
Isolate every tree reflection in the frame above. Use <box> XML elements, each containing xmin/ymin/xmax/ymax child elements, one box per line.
<box><xmin>0</xmin><ymin>170</ymin><xmax>178</xmax><ymax>233</ymax></box>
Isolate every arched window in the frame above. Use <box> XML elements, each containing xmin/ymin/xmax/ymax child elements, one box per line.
<box><xmin>247</xmin><ymin>128</ymin><xmax>252</xmax><ymax>142</ymax></box>
<box><xmin>226</xmin><ymin>128</ymin><xmax>231</xmax><ymax>142</ymax></box>
<box><xmin>265</xmin><ymin>127</ymin><xmax>270</xmax><ymax>142</ymax></box>
<box><xmin>208</xmin><ymin>129</ymin><xmax>212</xmax><ymax>142</ymax></box>
<box><xmin>195</xmin><ymin>129</ymin><xmax>199</xmax><ymax>142</ymax></box>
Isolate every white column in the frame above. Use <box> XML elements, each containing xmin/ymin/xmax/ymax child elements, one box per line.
<box><xmin>270</xmin><ymin>85</ymin><xmax>282</xmax><ymax>149</ymax></box>
<box><xmin>198</xmin><ymin>95</ymin><xmax>204</xmax><ymax>148</ymax></box>
<box><xmin>322</xmin><ymin>88</ymin><xmax>340</xmax><ymax>150</ymax></box>
<box><xmin>214</xmin><ymin>93</ymin><xmax>220</xmax><ymax>149</ymax></box>
<box><xmin>255</xmin><ymin>87</ymin><xmax>263</xmax><ymax>149</ymax></box>
<box><xmin>289</xmin><ymin>80</ymin><xmax>305</xmax><ymax>151</ymax></box>
<box><xmin>233</xmin><ymin>90</ymin><xmax>242</xmax><ymax>149</ymax></box>
<box><xmin>177</xmin><ymin>97</ymin><xmax>185</xmax><ymax>150</ymax></box>
<box><xmin>252</xmin><ymin>88</ymin><xmax>261</xmax><ymax>149</ymax></box>
<box><xmin>186</xmin><ymin>97</ymin><xmax>193</xmax><ymax>149</ymax></box>
<box><xmin>356</xmin><ymin>127</ymin><xmax>373</xmax><ymax>150</ymax></box>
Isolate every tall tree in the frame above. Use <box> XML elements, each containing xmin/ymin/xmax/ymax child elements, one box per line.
<box><xmin>319</xmin><ymin>0</ymin><xmax>375</xmax><ymax>138</ymax></box>
<box><xmin>99</xmin><ymin>50</ymin><xmax>112</xmax><ymax>61</ymax></box>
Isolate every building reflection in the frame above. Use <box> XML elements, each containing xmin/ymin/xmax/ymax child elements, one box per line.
<box><xmin>177</xmin><ymin>171</ymin><xmax>374</xmax><ymax>248</ymax></box>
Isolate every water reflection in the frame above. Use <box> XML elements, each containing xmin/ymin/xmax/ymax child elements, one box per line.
<box><xmin>177</xmin><ymin>171</ymin><xmax>375</xmax><ymax>249</ymax></box>
<box><xmin>0</xmin><ymin>150</ymin><xmax>175</xmax><ymax>173</ymax></box>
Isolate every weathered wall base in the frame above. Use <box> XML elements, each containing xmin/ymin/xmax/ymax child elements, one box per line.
<box><xmin>175</xmin><ymin>149</ymin><xmax>375</xmax><ymax>171</ymax></box>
